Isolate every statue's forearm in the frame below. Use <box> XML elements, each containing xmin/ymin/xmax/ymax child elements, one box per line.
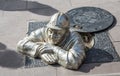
<box><xmin>52</xmin><ymin>46</ymin><xmax>84</xmax><ymax>69</ymax></box>
<box><xmin>17</xmin><ymin>38</ymin><xmax>42</xmax><ymax>57</ymax></box>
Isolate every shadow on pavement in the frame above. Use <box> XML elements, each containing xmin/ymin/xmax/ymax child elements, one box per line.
<box><xmin>0</xmin><ymin>43</ymin><xmax>6</xmax><ymax>50</ymax></box>
<box><xmin>84</xmin><ymin>48</ymin><xmax>115</xmax><ymax>63</ymax></box>
<box><xmin>78</xmin><ymin>48</ymin><xmax>115</xmax><ymax>73</ymax></box>
<box><xmin>79</xmin><ymin>63</ymin><xmax>101</xmax><ymax>73</ymax></box>
<box><xmin>0</xmin><ymin>42</ymin><xmax>24</xmax><ymax>69</ymax></box>
<box><xmin>0</xmin><ymin>0</ymin><xmax>58</xmax><ymax>16</ymax></box>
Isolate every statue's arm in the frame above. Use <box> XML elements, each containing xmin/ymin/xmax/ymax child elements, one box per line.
<box><xmin>17</xmin><ymin>28</ymin><xmax>45</xmax><ymax>57</ymax></box>
<box><xmin>53</xmin><ymin>39</ymin><xmax>85</xmax><ymax>69</ymax></box>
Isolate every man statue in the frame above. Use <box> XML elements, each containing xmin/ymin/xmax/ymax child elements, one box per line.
<box><xmin>17</xmin><ymin>12</ymin><xmax>86</xmax><ymax>70</ymax></box>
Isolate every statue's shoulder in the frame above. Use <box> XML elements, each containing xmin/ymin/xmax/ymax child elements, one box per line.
<box><xmin>33</xmin><ymin>27</ymin><xmax>47</xmax><ymax>35</ymax></box>
<box><xmin>29</xmin><ymin>27</ymin><xmax>48</xmax><ymax>40</ymax></box>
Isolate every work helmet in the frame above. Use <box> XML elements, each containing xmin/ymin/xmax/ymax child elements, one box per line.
<box><xmin>47</xmin><ymin>12</ymin><xmax>70</xmax><ymax>30</ymax></box>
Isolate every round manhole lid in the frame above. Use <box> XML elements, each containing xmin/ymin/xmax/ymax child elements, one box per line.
<box><xmin>66</xmin><ymin>7</ymin><xmax>114</xmax><ymax>33</ymax></box>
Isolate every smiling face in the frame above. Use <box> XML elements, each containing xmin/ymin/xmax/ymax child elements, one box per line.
<box><xmin>47</xmin><ymin>28</ymin><xmax>66</xmax><ymax>45</ymax></box>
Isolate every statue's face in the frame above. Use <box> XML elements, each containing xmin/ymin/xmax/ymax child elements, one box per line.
<box><xmin>47</xmin><ymin>28</ymin><xmax>66</xmax><ymax>44</ymax></box>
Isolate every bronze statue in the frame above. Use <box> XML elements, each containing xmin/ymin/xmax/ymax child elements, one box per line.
<box><xmin>17</xmin><ymin>12</ymin><xmax>93</xmax><ymax>70</ymax></box>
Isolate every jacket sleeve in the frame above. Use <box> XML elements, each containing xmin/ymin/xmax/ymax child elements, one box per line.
<box><xmin>53</xmin><ymin>34</ymin><xmax>86</xmax><ymax>69</ymax></box>
<box><xmin>17</xmin><ymin>28</ymin><xmax>45</xmax><ymax>57</ymax></box>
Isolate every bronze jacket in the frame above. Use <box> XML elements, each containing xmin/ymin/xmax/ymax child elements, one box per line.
<box><xmin>17</xmin><ymin>27</ymin><xmax>86</xmax><ymax>69</ymax></box>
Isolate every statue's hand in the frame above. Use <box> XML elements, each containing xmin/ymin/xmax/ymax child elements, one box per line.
<box><xmin>40</xmin><ymin>43</ymin><xmax>54</xmax><ymax>54</ymax></box>
<box><xmin>41</xmin><ymin>47</ymin><xmax>53</xmax><ymax>54</ymax></box>
<box><xmin>41</xmin><ymin>53</ymin><xmax>57</xmax><ymax>64</ymax></box>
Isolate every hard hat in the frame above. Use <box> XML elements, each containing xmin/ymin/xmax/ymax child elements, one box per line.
<box><xmin>47</xmin><ymin>12</ymin><xmax>70</xmax><ymax>30</ymax></box>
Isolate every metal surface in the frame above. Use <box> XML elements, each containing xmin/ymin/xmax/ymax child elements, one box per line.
<box><xmin>24</xmin><ymin>22</ymin><xmax>120</xmax><ymax>68</ymax></box>
<box><xmin>66</xmin><ymin>7</ymin><xmax>114</xmax><ymax>33</ymax></box>
<box><xmin>17</xmin><ymin>12</ymin><xmax>86</xmax><ymax>70</ymax></box>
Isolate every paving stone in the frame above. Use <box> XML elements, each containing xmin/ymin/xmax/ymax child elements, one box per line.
<box><xmin>27</xmin><ymin>0</ymin><xmax>54</xmax><ymax>9</ymax></box>
<box><xmin>0</xmin><ymin>69</ymin><xmax>19</xmax><ymax>76</ymax></box>
<box><xmin>0</xmin><ymin>0</ymin><xmax>5</xmax><ymax>10</ymax></box>
<box><xmin>27</xmin><ymin>0</ymin><xmax>71</xmax><ymax>12</ymax></box>
<box><xmin>109</xmin><ymin>26</ymin><xmax>120</xmax><ymax>41</ymax></box>
<box><xmin>27</xmin><ymin>8</ymin><xmax>58</xmax><ymax>16</ymax></box>
<box><xmin>0</xmin><ymin>0</ymin><xmax>5</xmax><ymax>16</ymax></box>
<box><xmin>3</xmin><ymin>0</ymin><xmax>27</xmax><ymax>11</ymax></box>
<box><xmin>0</xmin><ymin>66</ymin><xmax>56</xmax><ymax>76</ymax></box>
<box><xmin>113</xmin><ymin>42</ymin><xmax>120</xmax><ymax>56</ymax></box>
<box><xmin>0</xmin><ymin>11</ymin><xmax>28</xmax><ymax>50</ymax></box>
<box><xmin>0</xmin><ymin>11</ymin><xmax>4</xmax><ymax>17</ymax></box>
<box><xmin>19</xmin><ymin>66</ymin><xmax>56</xmax><ymax>76</ymax></box>
<box><xmin>57</xmin><ymin>62</ymin><xmax>120</xmax><ymax>75</ymax></box>
<box><xmin>0</xmin><ymin>11</ymin><xmax>52</xmax><ymax>50</ymax></box>
<box><xmin>70</xmin><ymin>0</ymin><xmax>119</xmax><ymax>7</ymax></box>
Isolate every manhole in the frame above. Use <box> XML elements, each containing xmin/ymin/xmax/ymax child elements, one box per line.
<box><xmin>66</xmin><ymin>7</ymin><xmax>114</xmax><ymax>33</ymax></box>
<box><xmin>24</xmin><ymin>22</ymin><xmax>120</xmax><ymax>68</ymax></box>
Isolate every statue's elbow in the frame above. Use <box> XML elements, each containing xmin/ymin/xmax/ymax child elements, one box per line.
<box><xmin>17</xmin><ymin>39</ymin><xmax>27</xmax><ymax>53</ymax></box>
<box><xmin>69</xmin><ymin>60</ymin><xmax>82</xmax><ymax>70</ymax></box>
<box><xmin>66</xmin><ymin>57</ymin><xmax>82</xmax><ymax>70</ymax></box>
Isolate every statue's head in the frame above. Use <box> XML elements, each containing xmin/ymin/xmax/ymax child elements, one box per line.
<box><xmin>47</xmin><ymin>12</ymin><xmax>70</xmax><ymax>44</ymax></box>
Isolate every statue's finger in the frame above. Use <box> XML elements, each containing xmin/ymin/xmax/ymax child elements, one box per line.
<box><xmin>41</xmin><ymin>54</ymin><xmax>50</xmax><ymax>62</ymax></box>
<box><xmin>51</xmin><ymin>54</ymin><xmax>57</xmax><ymax>61</ymax></box>
<box><xmin>44</xmin><ymin>54</ymin><xmax>52</xmax><ymax>62</ymax></box>
<box><xmin>47</xmin><ymin>54</ymin><xmax>55</xmax><ymax>62</ymax></box>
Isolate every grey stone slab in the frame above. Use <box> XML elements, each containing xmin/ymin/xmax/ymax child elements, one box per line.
<box><xmin>27</xmin><ymin>21</ymin><xmax>48</xmax><ymax>35</ymax></box>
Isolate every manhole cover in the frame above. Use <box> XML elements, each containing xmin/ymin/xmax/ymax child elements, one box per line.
<box><xmin>66</xmin><ymin>7</ymin><xmax>114</xmax><ymax>33</ymax></box>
